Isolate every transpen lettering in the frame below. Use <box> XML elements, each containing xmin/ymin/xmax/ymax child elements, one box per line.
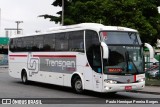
<box><xmin>45</xmin><ymin>59</ymin><xmax>76</xmax><ymax>70</ymax></box>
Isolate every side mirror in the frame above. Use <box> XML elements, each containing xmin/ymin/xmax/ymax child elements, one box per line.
<box><xmin>101</xmin><ymin>42</ymin><xmax>109</xmax><ymax>59</ymax></box>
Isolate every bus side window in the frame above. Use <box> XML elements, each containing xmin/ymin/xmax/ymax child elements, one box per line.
<box><xmin>16</xmin><ymin>38</ymin><xmax>23</xmax><ymax>51</ymax></box>
<box><xmin>85</xmin><ymin>30</ymin><xmax>102</xmax><ymax>73</ymax></box>
<box><xmin>69</xmin><ymin>31</ymin><xmax>84</xmax><ymax>52</ymax></box>
<box><xmin>23</xmin><ymin>37</ymin><xmax>34</xmax><ymax>51</ymax></box>
<box><xmin>9</xmin><ymin>39</ymin><xmax>14</xmax><ymax>52</ymax></box>
<box><xmin>55</xmin><ymin>33</ymin><xmax>68</xmax><ymax>51</ymax></box>
<box><xmin>33</xmin><ymin>35</ymin><xmax>44</xmax><ymax>51</ymax></box>
<box><xmin>13</xmin><ymin>39</ymin><xmax>18</xmax><ymax>52</ymax></box>
<box><xmin>44</xmin><ymin>34</ymin><xmax>55</xmax><ymax>51</ymax></box>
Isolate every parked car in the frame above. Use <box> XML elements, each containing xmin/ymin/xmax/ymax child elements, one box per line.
<box><xmin>146</xmin><ymin>66</ymin><xmax>160</xmax><ymax>79</ymax></box>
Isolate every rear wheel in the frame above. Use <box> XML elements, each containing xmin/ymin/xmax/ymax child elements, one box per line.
<box><xmin>73</xmin><ymin>77</ymin><xmax>83</xmax><ymax>93</ymax></box>
<box><xmin>21</xmin><ymin>71</ymin><xmax>28</xmax><ymax>84</ymax></box>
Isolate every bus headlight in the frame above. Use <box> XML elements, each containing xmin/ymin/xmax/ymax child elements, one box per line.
<box><xmin>138</xmin><ymin>78</ymin><xmax>145</xmax><ymax>82</ymax></box>
<box><xmin>104</xmin><ymin>79</ymin><xmax>117</xmax><ymax>84</ymax></box>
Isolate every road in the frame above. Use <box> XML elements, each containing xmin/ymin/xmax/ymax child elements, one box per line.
<box><xmin>0</xmin><ymin>68</ymin><xmax>160</xmax><ymax>107</ymax></box>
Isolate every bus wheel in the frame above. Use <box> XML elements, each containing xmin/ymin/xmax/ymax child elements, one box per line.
<box><xmin>73</xmin><ymin>77</ymin><xmax>83</xmax><ymax>93</ymax></box>
<box><xmin>21</xmin><ymin>71</ymin><xmax>28</xmax><ymax>84</ymax></box>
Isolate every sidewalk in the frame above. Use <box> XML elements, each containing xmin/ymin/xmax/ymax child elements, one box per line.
<box><xmin>132</xmin><ymin>86</ymin><xmax>160</xmax><ymax>95</ymax></box>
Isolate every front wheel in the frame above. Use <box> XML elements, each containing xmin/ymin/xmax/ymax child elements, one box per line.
<box><xmin>73</xmin><ymin>78</ymin><xmax>83</xmax><ymax>93</ymax></box>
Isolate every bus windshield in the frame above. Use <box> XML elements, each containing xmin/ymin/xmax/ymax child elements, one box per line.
<box><xmin>100</xmin><ymin>31</ymin><xmax>144</xmax><ymax>75</ymax></box>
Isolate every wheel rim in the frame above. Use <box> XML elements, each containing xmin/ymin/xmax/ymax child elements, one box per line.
<box><xmin>75</xmin><ymin>80</ymin><xmax>82</xmax><ymax>91</ymax></box>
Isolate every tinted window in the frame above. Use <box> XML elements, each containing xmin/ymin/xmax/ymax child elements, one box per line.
<box><xmin>85</xmin><ymin>30</ymin><xmax>102</xmax><ymax>73</ymax></box>
<box><xmin>44</xmin><ymin>34</ymin><xmax>55</xmax><ymax>51</ymax></box>
<box><xmin>22</xmin><ymin>37</ymin><xmax>34</xmax><ymax>51</ymax></box>
<box><xmin>55</xmin><ymin>33</ymin><xmax>68</xmax><ymax>51</ymax></box>
<box><xmin>13</xmin><ymin>39</ymin><xmax>18</xmax><ymax>52</ymax></box>
<box><xmin>16</xmin><ymin>38</ymin><xmax>23</xmax><ymax>51</ymax></box>
<box><xmin>69</xmin><ymin>31</ymin><xmax>84</xmax><ymax>52</ymax></box>
<box><xmin>9</xmin><ymin>39</ymin><xmax>14</xmax><ymax>52</ymax></box>
<box><xmin>9</xmin><ymin>31</ymin><xmax>84</xmax><ymax>52</ymax></box>
<box><xmin>33</xmin><ymin>35</ymin><xmax>44</xmax><ymax>51</ymax></box>
<box><xmin>9</xmin><ymin>38</ymin><xmax>22</xmax><ymax>52</ymax></box>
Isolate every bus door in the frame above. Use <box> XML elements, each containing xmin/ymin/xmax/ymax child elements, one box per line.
<box><xmin>85</xmin><ymin>30</ymin><xmax>103</xmax><ymax>92</ymax></box>
<box><xmin>85</xmin><ymin>45</ymin><xmax>103</xmax><ymax>92</ymax></box>
<box><xmin>92</xmin><ymin>46</ymin><xmax>103</xmax><ymax>92</ymax></box>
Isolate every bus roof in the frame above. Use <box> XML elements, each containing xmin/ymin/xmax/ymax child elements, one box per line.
<box><xmin>48</xmin><ymin>23</ymin><xmax>137</xmax><ymax>32</ymax></box>
<box><xmin>11</xmin><ymin>23</ymin><xmax>138</xmax><ymax>38</ymax></box>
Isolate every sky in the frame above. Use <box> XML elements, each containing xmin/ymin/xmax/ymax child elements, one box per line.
<box><xmin>0</xmin><ymin>0</ymin><xmax>61</xmax><ymax>37</ymax></box>
<box><xmin>0</xmin><ymin>0</ymin><xmax>160</xmax><ymax>37</ymax></box>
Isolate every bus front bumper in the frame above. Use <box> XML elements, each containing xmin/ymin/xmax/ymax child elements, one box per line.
<box><xmin>102</xmin><ymin>81</ymin><xmax>145</xmax><ymax>93</ymax></box>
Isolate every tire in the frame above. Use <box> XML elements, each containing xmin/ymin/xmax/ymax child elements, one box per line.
<box><xmin>73</xmin><ymin>77</ymin><xmax>83</xmax><ymax>93</ymax></box>
<box><xmin>21</xmin><ymin>71</ymin><xmax>28</xmax><ymax>84</ymax></box>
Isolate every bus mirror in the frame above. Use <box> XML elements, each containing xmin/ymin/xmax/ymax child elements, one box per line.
<box><xmin>101</xmin><ymin>42</ymin><xmax>109</xmax><ymax>59</ymax></box>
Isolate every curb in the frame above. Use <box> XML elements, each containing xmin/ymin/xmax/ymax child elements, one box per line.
<box><xmin>146</xmin><ymin>85</ymin><xmax>160</xmax><ymax>87</ymax></box>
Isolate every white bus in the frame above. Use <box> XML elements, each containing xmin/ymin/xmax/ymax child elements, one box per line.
<box><xmin>9</xmin><ymin>23</ymin><xmax>145</xmax><ymax>93</ymax></box>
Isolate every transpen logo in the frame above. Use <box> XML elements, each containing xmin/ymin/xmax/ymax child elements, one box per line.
<box><xmin>45</xmin><ymin>59</ymin><xmax>76</xmax><ymax>71</ymax></box>
<box><xmin>27</xmin><ymin>53</ymin><xmax>39</xmax><ymax>76</ymax></box>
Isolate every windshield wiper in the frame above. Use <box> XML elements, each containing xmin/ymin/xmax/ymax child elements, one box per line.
<box><xmin>129</xmin><ymin>57</ymin><xmax>139</xmax><ymax>74</ymax></box>
<box><xmin>125</xmin><ymin>51</ymin><xmax>139</xmax><ymax>74</ymax></box>
<box><xmin>125</xmin><ymin>51</ymin><xmax>129</xmax><ymax>73</ymax></box>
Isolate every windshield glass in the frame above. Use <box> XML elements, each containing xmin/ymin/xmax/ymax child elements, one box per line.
<box><xmin>100</xmin><ymin>31</ymin><xmax>141</xmax><ymax>45</ymax></box>
<box><xmin>104</xmin><ymin>46</ymin><xmax>144</xmax><ymax>75</ymax></box>
<box><xmin>100</xmin><ymin>31</ymin><xmax>144</xmax><ymax>75</ymax></box>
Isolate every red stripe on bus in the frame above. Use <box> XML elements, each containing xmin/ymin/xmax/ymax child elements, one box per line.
<box><xmin>9</xmin><ymin>55</ymin><xmax>76</xmax><ymax>58</ymax></box>
<box><xmin>134</xmin><ymin>75</ymin><xmax>136</xmax><ymax>82</ymax></box>
<box><xmin>33</xmin><ymin>55</ymin><xmax>76</xmax><ymax>58</ymax></box>
<box><xmin>9</xmin><ymin>55</ymin><xmax>27</xmax><ymax>57</ymax></box>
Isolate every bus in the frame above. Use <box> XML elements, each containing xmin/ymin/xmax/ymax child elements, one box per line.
<box><xmin>9</xmin><ymin>23</ymin><xmax>145</xmax><ymax>93</ymax></box>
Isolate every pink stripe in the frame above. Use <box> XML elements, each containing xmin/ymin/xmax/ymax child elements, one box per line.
<box><xmin>33</xmin><ymin>55</ymin><xmax>76</xmax><ymax>58</ymax></box>
<box><xmin>9</xmin><ymin>55</ymin><xmax>27</xmax><ymax>57</ymax></box>
<box><xmin>9</xmin><ymin>54</ymin><xmax>76</xmax><ymax>58</ymax></box>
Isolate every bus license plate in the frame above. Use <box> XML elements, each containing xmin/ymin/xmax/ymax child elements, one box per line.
<box><xmin>125</xmin><ymin>86</ymin><xmax>132</xmax><ymax>90</ymax></box>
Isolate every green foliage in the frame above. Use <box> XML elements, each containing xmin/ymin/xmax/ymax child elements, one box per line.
<box><xmin>40</xmin><ymin>0</ymin><xmax>160</xmax><ymax>45</ymax></box>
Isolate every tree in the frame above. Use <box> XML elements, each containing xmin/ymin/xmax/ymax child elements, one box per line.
<box><xmin>40</xmin><ymin>0</ymin><xmax>160</xmax><ymax>45</ymax></box>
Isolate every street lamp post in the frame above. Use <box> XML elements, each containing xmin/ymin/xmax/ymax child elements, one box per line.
<box><xmin>62</xmin><ymin>0</ymin><xmax>64</xmax><ymax>26</ymax></box>
<box><xmin>15</xmin><ymin>21</ymin><xmax>23</xmax><ymax>34</ymax></box>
